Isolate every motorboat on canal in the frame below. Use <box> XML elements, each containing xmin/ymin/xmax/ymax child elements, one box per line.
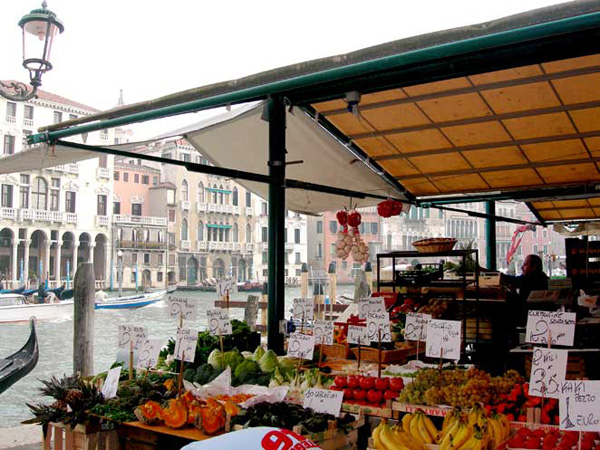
<box><xmin>94</xmin><ymin>290</ymin><xmax>167</xmax><ymax>310</ymax></box>
<box><xmin>0</xmin><ymin>294</ymin><xmax>74</xmax><ymax>324</ymax></box>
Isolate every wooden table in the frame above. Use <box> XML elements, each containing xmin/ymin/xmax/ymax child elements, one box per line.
<box><xmin>118</xmin><ymin>421</ymin><xmax>220</xmax><ymax>450</ymax></box>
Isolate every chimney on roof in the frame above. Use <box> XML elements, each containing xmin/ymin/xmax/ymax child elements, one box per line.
<box><xmin>117</xmin><ymin>89</ymin><xmax>124</xmax><ymax>106</ymax></box>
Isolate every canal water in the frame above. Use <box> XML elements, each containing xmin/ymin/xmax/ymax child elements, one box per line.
<box><xmin>0</xmin><ymin>285</ymin><xmax>355</xmax><ymax>427</ymax></box>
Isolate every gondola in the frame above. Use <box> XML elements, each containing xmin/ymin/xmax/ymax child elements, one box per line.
<box><xmin>0</xmin><ymin>318</ymin><xmax>39</xmax><ymax>395</ymax></box>
<box><xmin>0</xmin><ymin>286</ymin><xmax>25</xmax><ymax>295</ymax></box>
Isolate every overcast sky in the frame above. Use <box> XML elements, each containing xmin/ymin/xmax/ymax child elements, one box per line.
<box><xmin>2</xmin><ymin>0</ymin><xmax>570</xmax><ymax>138</ymax></box>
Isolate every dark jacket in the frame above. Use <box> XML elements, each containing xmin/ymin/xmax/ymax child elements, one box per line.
<box><xmin>502</xmin><ymin>272</ymin><xmax>549</xmax><ymax>327</ymax></box>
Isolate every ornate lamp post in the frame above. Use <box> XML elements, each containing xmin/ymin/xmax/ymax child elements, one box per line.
<box><xmin>0</xmin><ymin>2</ymin><xmax>64</xmax><ymax>102</ymax></box>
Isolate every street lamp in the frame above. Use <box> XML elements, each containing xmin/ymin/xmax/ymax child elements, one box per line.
<box><xmin>117</xmin><ymin>250</ymin><xmax>123</xmax><ymax>297</ymax></box>
<box><xmin>0</xmin><ymin>2</ymin><xmax>65</xmax><ymax>102</ymax></box>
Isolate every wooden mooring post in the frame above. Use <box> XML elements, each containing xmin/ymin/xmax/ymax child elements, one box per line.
<box><xmin>74</xmin><ymin>262</ymin><xmax>95</xmax><ymax>376</ymax></box>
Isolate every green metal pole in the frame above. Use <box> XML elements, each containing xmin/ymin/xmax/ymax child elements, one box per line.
<box><xmin>485</xmin><ymin>201</ymin><xmax>497</xmax><ymax>271</ymax></box>
<box><xmin>267</xmin><ymin>96</ymin><xmax>286</xmax><ymax>354</ymax></box>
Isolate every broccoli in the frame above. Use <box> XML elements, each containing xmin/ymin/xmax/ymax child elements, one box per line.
<box><xmin>183</xmin><ymin>368</ymin><xmax>196</xmax><ymax>381</ymax></box>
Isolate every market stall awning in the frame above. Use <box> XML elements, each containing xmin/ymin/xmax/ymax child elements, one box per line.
<box><xmin>529</xmin><ymin>198</ymin><xmax>600</xmax><ymax>222</ymax></box>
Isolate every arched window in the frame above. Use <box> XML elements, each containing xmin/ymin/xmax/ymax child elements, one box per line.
<box><xmin>197</xmin><ymin>182</ymin><xmax>204</xmax><ymax>203</ymax></box>
<box><xmin>246</xmin><ymin>224</ymin><xmax>252</xmax><ymax>243</ymax></box>
<box><xmin>219</xmin><ymin>185</ymin><xmax>224</xmax><ymax>204</ymax></box>
<box><xmin>181</xmin><ymin>218</ymin><xmax>189</xmax><ymax>240</ymax></box>
<box><xmin>32</xmin><ymin>177</ymin><xmax>48</xmax><ymax>210</ymax></box>
<box><xmin>219</xmin><ymin>223</ymin><xmax>224</xmax><ymax>241</ymax></box>
<box><xmin>181</xmin><ymin>180</ymin><xmax>189</xmax><ymax>202</ymax></box>
<box><xmin>232</xmin><ymin>187</ymin><xmax>238</xmax><ymax>206</ymax></box>
<box><xmin>233</xmin><ymin>223</ymin><xmax>239</xmax><ymax>242</ymax></box>
<box><xmin>212</xmin><ymin>184</ymin><xmax>218</xmax><ymax>203</ymax></box>
<box><xmin>197</xmin><ymin>221</ymin><xmax>204</xmax><ymax>241</ymax></box>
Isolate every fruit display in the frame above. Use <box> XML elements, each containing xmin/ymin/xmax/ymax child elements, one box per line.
<box><xmin>331</xmin><ymin>375</ymin><xmax>405</xmax><ymax>407</ymax></box>
<box><xmin>397</xmin><ymin>368</ymin><xmax>524</xmax><ymax>409</ymax></box>
<box><xmin>491</xmin><ymin>382</ymin><xmax>559</xmax><ymax>425</ymax></box>
<box><xmin>416</xmin><ymin>298</ymin><xmax>450</xmax><ymax>318</ymax></box>
<box><xmin>502</xmin><ymin>429</ymin><xmax>599</xmax><ymax>450</ymax></box>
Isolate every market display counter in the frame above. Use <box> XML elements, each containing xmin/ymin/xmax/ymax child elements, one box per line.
<box><xmin>117</xmin><ymin>421</ymin><xmax>219</xmax><ymax>450</ymax></box>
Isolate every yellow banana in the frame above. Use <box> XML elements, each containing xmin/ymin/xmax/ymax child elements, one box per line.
<box><xmin>421</xmin><ymin>414</ymin><xmax>439</xmax><ymax>443</ymax></box>
<box><xmin>498</xmin><ymin>414</ymin><xmax>510</xmax><ymax>441</ymax></box>
<box><xmin>417</xmin><ymin>413</ymin><xmax>435</xmax><ymax>445</ymax></box>
<box><xmin>439</xmin><ymin>427</ymin><xmax>456</xmax><ymax>450</ymax></box>
<box><xmin>440</xmin><ymin>416</ymin><xmax>461</xmax><ymax>442</ymax></box>
<box><xmin>449</xmin><ymin>423</ymin><xmax>472</xmax><ymax>450</ymax></box>
<box><xmin>442</xmin><ymin>411</ymin><xmax>453</xmax><ymax>431</ymax></box>
<box><xmin>373</xmin><ymin>422</ymin><xmax>385</xmax><ymax>450</ymax></box>
<box><xmin>488</xmin><ymin>417</ymin><xmax>504</xmax><ymax>448</ymax></box>
<box><xmin>410</xmin><ymin>413</ymin><xmax>422</xmax><ymax>443</ymax></box>
<box><xmin>402</xmin><ymin>413</ymin><xmax>414</xmax><ymax>434</ymax></box>
<box><xmin>380</xmin><ymin>422</ymin><xmax>410</xmax><ymax>450</ymax></box>
<box><xmin>392</xmin><ymin>425</ymin><xmax>427</xmax><ymax>450</ymax></box>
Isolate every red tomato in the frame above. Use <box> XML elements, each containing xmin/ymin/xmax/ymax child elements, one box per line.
<box><xmin>353</xmin><ymin>389</ymin><xmax>366</xmax><ymax>401</ymax></box>
<box><xmin>367</xmin><ymin>389</ymin><xmax>383</xmax><ymax>405</ymax></box>
<box><xmin>524</xmin><ymin>437</ymin><xmax>541</xmax><ymax>449</ymax></box>
<box><xmin>343</xmin><ymin>388</ymin><xmax>353</xmax><ymax>400</ymax></box>
<box><xmin>532</xmin><ymin>430</ymin><xmax>546</xmax><ymax>439</ymax></box>
<box><xmin>509</xmin><ymin>437</ymin><xmax>526</xmax><ymax>448</ymax></box>
<box><xmin>518</xmin><ymin>428</ymin><xmax>533</xmax><ymax>437</ymax></box>
<box><xmin>389</xmin><ymin>377</ymin><xmax>404</xmax><ymax>392</ymax></box>
<box><xmin>374</xmin><ymin>378</ymin><xmax>389</xmax><ymax>391</ymax></box>
<box><xmin>346</xmin><ymin>376</ymin><xmax>359</xmax><ymax>389</ymax></box>
<box><xmin>359</xmin><ymin>376</ymin><xmax>375</xmax><ymax>390</ymax></box>
<box><xmin>384</xmin><ymin>390</ymin><xmax>397</xmax><ymax>401</ymax></box>
<box><xmin>334</xmin><ymin>376</ymin><xmax>347</xmax><ymax>388</ymax></box>
<box><xmin>329</xmin><ymin>385</ymin><xmax>342</xmax><ymax>391</ymax></box>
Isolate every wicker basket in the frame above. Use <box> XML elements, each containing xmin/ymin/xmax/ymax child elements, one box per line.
<box><xmin>412</xmin><ymin>238</ymin><xmax>457</xmax><ymax>253</ymax></box>
<box><xmin>317</xmin><ymin>343</ymin><xmax>350</xmax><ymax>359</ymax></box>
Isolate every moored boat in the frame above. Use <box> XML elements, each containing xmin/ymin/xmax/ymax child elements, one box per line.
<box><xmin>0</xmin><ymin>318</ymin><xmax>39</xmax><ymax>394</ymax></box>
<box><xmin>0</xmin><ymin>295</ymin><xmax>74</xmax><ymax>324</ymax></box>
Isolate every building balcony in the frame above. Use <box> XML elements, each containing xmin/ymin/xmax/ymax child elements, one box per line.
<box><xmin>208</xmin><ymin>241</ymin><xmax>219</xmax><ymax>251</ymax></box>
<box><xmin>113</xmin><ymin>214</ymin><xmax>167</xmax><ymax>226</ymax></box>
<box><xmin>245</xmin><ymin>207</ymin><xmax>253</xmax><ymax>216</ymax></box>
<box><xmin>23</xmin><ymin>118</ymin><xmax>33</xmax><ymax>127</ymax></box>
<box><xmin>285</xmin><ymin>243</ymin><xmax>294</xmax><ymax>251</ymax></box>
<box><xmin>66</xmin><ymin>164</ymin><xmax>79</xmax><ymax>175</ymax></box>
<box><xmin>181</xmin><ymin>201</ymin><xmax>190</xmax><ymax>211</ymax></box>
<box><xmin>207</xmin><ymin>203</ymin><xmax>217</xmax><ymax>213</ymax></box>
<box><xmin>0</xmin><ymin>207</ymin><xmax>17</xmax><ymax>220</ymax></box>
<box><xmin>20</xmin><ymin>209</ymin><xmax>64</xmax><ymax>223</ymax></box>
<box><xmin>180</xmin><ymin>240</ymin><xmax>190</xmax><ymax>250</ymax></box>
<box><xmin>117</xmin><ymin>240</ymin><xmax>168</xmax><ymax>250</ymax></box>
<box><xmin>96</xmin><ymin>215</ymin><xmax>109</xmax><ymax>227</ymax></box>
<box><xmin>65</xmin><ymin>213</ymin><xmax>78</xmax><ymax>224</ymax></box>
<box><xmin>232</xmin><ymin>206</ymin><xmax>240</xmax><ymax>215</ymax></box>
<box><xmin>97</xmin><ymin>167</ymin><xmax>110</xmax><ymax>179</ymax></box>
<box><xmin>5</xmin><ymin>115</ymin><xmax>16</xmax><ymax>124</ymax></box>
<box><xmin>197</xmin><ymin>202</ymin><xmax>207</xmax><ymax>212</ymax></box>
<box><xmin>245</xmin><ymin>243</ymin><xmax>254</xmax><ymax>252</ymax></box>
<box><xmin>261</xmin><ymin>242</ymin><xmax>268</xmax><ymax>251</ymax></box>
<box><xmin>232</xmin><ymin>242</ymin><xmax>241</xmax><ymax>252</ymax></box>
<box><xmin>197</xmin><ymin>241</ymin><xmax>208</xmax><ymax>251</ymax></box>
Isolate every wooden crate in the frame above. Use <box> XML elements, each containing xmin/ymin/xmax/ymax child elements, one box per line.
<box><xmin>465</xmin><ymin>317</ymin><xmax>493</xmax><ymax>340</ymax></box>
<box><xmin>118</xmin><ymin>421</ymin><xmax>216</xmax><ymax>450</ymax></box>
<box><xmin>43</xmin><ymin>422</ymin><xmax>118</xmax><ymax>450</ymax></box>
<box><xmin>351</xmin><ymin>347</ymin><xmax>409</xmax><ymax>364</ymax></box>
<box><xmin>525</xmin><ymin>354</ymin><xmax>586</xmax><ymax>379</ymax></box>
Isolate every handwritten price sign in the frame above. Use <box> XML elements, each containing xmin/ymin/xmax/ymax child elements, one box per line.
<box><xmin>207</xmin><ymin>308</ymin><xmax>232</xmax><ymax>335</ymax></box>
<box><xmin>287</xmin><ymin>333</ymin><xmax>315</xmax><ymax>360</ymax></box>
<box><xmin>405</xmin><ymin>313</ymin><xmax>432</xmax><ymax>341</ymax></box>
<box><xmin>167</xmin><ymin>297</ymin><xmax>197</xmax><ymax>321</ymax></box>
<box><xmin>347</xmin><ymin>325</ymin><xmax>369</xmax><ymax>345</ymax></box>
<box><xmin>174</xmin><ymin>327</ymin><xmax>198</xmax><ymax>363</ymax></box>
<box><xmin>426</xmin><ymin>319</ymin><xmax>461</xmax><ymax>361</ymax></box>
<box><xmin>367</xmin><ymin>312</ymin><xmax>392</xmax><ymax>343</ymax></box>
<box><xmin>559</xmin><ymin>381</ymin><xmax>600</xmax><ymax>431</ymax></box>
<box><xmin>216</xmin><ymin>278</ymin><xmax>236</xmax><ymax>298</ymax></box>
<box><xmin>136</xmin><ymin>339</ymin><xmax>163</xmax><ymax>370</ymax></box>
<box><xmin>529</xmin><ymin>348</ymin><xmax>568</xmax><ymax>399</ymax></box>
<box><xmin>292</xmin><ymin>298</ymin><xmax>314</xmax><ymax>321</ymax></box>
<box><xmin>304</xmin><ymin>388</ymin><xmax>344</xmax><ymax>416</ymax></box>
<box><xmin>526</xmin><ymin>311</ymin><xmax>576</xmax><ymax>346</ymax></box>
<box><xmin>358</xmin><ymin>297</ymin><xmax>385</xmax><ymax>320</ymax></box>
<box><xmin>117</xmin><ymin>325</ymin><xmax>147</xmax><ymax>351</ymax></box>
<box><xmin>313</xmin><ymin>320</ymin><xmax>334</xmax><ymax>345</ymax></box>
<box><xmin>101</xmin><ymin>366</ymin><xmax>122</xmax><ymax>399</ymax></box>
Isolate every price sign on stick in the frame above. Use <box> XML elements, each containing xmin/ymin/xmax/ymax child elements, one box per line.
<box><xmin>426</xmin><ymin>319</ymin><xmax>461</xmax><ymax>361</ymax></box>
<box><xmin>117</xmin><ymin>325</ymin><xmax>147</xmax><ymax>351</ymax></box>
<box><xmin>559</xmin><ymin>381</ymin><xmax>600</xmax><ymax>431</ymax></box>
<box><xmin>347</xmin><ymin>325</ymin><xmax>369</xmax><ymax>345</ymax></box>
<box><xmin>292</xmin><ymin>298</ymin><xmax>314</xmax><ymax>321</ymax></box>
<box><xmin>529</xmin><ymin>348</ymin><xmax>568</xmax><ymax>399</ymax></box>
<box><xmin>358</xmin><ymin>297</ymin><xmax>385</xmax><ymax>320</ymax></box>
<box><xmin>216</xmin><ymin>278</ymin><xmax>236</xmax><ymax>298</ymax></box>
<box><xmin>136</xmin><ymin>339</ymin><xmax>163</xmax><ymax>370</ymax></box>
<box><xmin>207</xmin><ymin>308</ymin><xmax>232</xmax><ymax>335</ymax></box>
<box><xmin>367</xmin><ymin>312</ymin><xmax>392</xmax><ymax>343</ymax></box>
<box><xmin>405</xmin><ymin>313</ymin><xmax>432</xmax><ymax>341</ymax></box>
<box><xmin>102</xmin><ymin>366</ymin><xmax>122</xmax><ymax>399</ymax></box>
<box><xmin>168</xmin><ymin>297</ymin><xmax>197</xmax><ymax>321</ymax></box>
<box><xmin>174</xmin><ymin>327</ymin><xmax>198</xmax><ymax>363</ymax></box>
<box><xmin>526</xmin><ymin>311</ymin><xmax>576</xmax><ymax>346</ymax></box>
<box><xmin>304</xmin><ymin>388</ymin><xmax>344</xmax><ymax>416</ymax></box>
<box><xmin>287</xmin><ymin>333</ymin><xmax>315</xmax><ymax>360</ymax></box>
<box><xmin>244</xmin><ymin>295</ymin><xmax>259</xmax><ymax>331</ymax></box>
<box><xmin>313</xmin><ymin>320</ymin><xmax>334</xmax><ymax>345</ymax></box>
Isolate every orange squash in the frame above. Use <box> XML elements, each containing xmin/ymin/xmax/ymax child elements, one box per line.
<box><xmin>134</xmin><ymin>400</ymin><xmax>163</xmax><ymax>425</ymax></box>
<box><xmin>162</xmin><ymin>399</ymin><xmax>188</xmax><ymax>429</ymax></box>
<box><xmin>199</xmin><ymin>405</ymin><xmax>224</xmax><ymax>435</ymax></box>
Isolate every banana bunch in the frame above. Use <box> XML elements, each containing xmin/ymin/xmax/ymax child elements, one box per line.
<box><xmin>402</xmin><ymin>411</ymin><xmax>438</xmax><ymax>445</ymax></box>
<box><xmin>372</xmin><ymin>420</ymin><xmax>428</xmax><ymax>450</ymax></box>
<box><xmin>439</xmin><ymin>406</ymin><xmax>511</xmax><ymax>450</ymax></box>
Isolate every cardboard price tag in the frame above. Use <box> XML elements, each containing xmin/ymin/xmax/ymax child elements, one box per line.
<box><xmin>529</xmin><ymin>348</ymin><xmax>568</xmax><ymax>399</ymax></box>
<box><xmin>287</xmin><ymin>333</ymin><xmax>315</xmax><ymax>360</ymax></box>
<box><xmin>367</xmin><ymin>312</ymin><xmax>391</xmax><ymax>343</ymax></box>
<box><xmin>167</xmin><ymin>296</ymin><xmax>197</xmax><ymax>321</ymax></box>
<box><xmin>304</xmin><ymin>388</ymin><xmax>344</xmax><ymax>416</ymax></box>
<box><xmin>216</xmin><ymin>278</ymin><xmax>236</xmax><ymax>298</ymax></box>
<box><xmin>347</xmin><ymin>325</ymin><xmax>368</xmax><ymax>345</ymax></box>
<box><xmin>117</xmin><ymin>325</ymin><xmax>147</xmax><ymax>351</ymax></box>
<box><xmin>405</xmin><ymin>313</ymin><xmax>432</xmax><ymax>341</ymax></box>
<box><xmin>559</xmin><ymin>381</ymin><xmax>600</xmax><ymax>431</ymax></box>
<box><xmin>136</xmin><ymin>339</ymin><xmax>163</xmax><ymax>370</ymax></box>
<box><xmin>526</xmin><ymin>311</ymin><xmax>576</xmax><ymax>347</ymax></box>
<box><xmin>426</xmin><ymin>319</ymin><xmax>461</xmax><ymax>361</ymax></box>
<box><xmin>102</xmin><ymin>366</ymin><xmax>122</xmax><ymax>399</ymax></box>
<box><xmin>292</xmin><ymin>298</ymin><xmax>314</xmax><ymax>321</ymax></box>
<box><xmin>358</xmin><ymin>297</ymin><xmax>385</xmax><ymax>320</ymax></box>
<box><xmin>174</xmin><ymin>327</ymin><xmax>198</xmax><ymax>363</ymax></box>
<box><xmin>313</xmin><ymin>320</ymin><xmax>334</xmax><ymax>345</ymax></box>
<box><xmin>207</xmin><ymin>308</ymin><xmax>232</xmax><ymax>335</ymax></box>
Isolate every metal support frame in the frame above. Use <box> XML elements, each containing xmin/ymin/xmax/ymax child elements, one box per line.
<box><xmin>267</xmin><ymin>96</ymin><xmax>286</xmax><ymax>353</ymax></box>
<box><xmin>485</xmin><ymin>201</ymin><xmax>497</xmax><ymax>271</ymax></box>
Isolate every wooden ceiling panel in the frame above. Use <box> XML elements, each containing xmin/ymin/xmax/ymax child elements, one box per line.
<box><xmin>384</xmin><ymin>129</ymin><xmax>453</xmax><ymax>153</ymax></box>
<box><xmin>482</xmin><ymin>168</ymin><xmax>543</xmax><ymax>188</ymax></box>
<box><xmin>560</xmin><ymin>208</ymin><xmax>597</xmax><ymax>219</ymax></box>
<box><xmin>588</xmin><ymin>198</ymin><xmax>600</xmax><ymax>206</ymax></box>
<box><xmin>481</xmin><ymin>82</ymin><xmax>561</xmax><ymax>114</ymax></box>
<box><xmin>378</xmin><ymin>158</ymin><xmax>421</xmax><ymax>177</ymax></box>
<box><xmin>469</xmin><ymin>65</ymin><xmax>543</xmax><ymax>85</ymax></box>
<box><xmin>416</xmin><ymin>93</ymin><xmax>493</xmax><ymax>122</ymax></box>
<box><xmin>407</xmin><ymin>153</ymin><xmax>471</xmax><ymax>173</ymax></box>
<box><xmin>583</xmin><ymin>137</ymin><xmax>600</xmax><ymax>156</ymax></box>
<box><xmin>399</xmin><ymin>178</ymin><xmax>440</xmax><ymax>195</ymax></box>
<box><xmin>327</xmin><ymin>113</ymin><xmax>372</xmax><ymax>135</ymax></box>
<box><xmin>312</xmin><ymin>99</ymin><xmax>346</xmax><ymax>113</ymax></box>
<box><xmin>521</xmin><ymin>139</ymin><xmax>588</xmax><ymax>163</ymax></box>
<box><xmin>539</xmin><ymin>210</ymin><xmax>564</xmax><ymax>220</ymax></box>
<box><xmin>537</xmin><ymin>162</ymin><xmax>600</xmax><ymax>183</ymax></box>
<box><xmin>361</xmin><ymin>103</ymin><xmax>431</xmax><ymax>130</ymax></box>
<box><xmin>353</xmin><ymin>136</ymin><xmax>398</xmax><ymax>157</ymax></box>
<box><xmin>431</xmin><ymin>174</ymin><xmax>489</xmax><ymax>192</ymax></box>
<box><xmin>542</xmin><ymin>55</ymin><xmax>600</xmax><ymax>73</ymax></box>
<box><xmin>441</xmin><ymin>121</ymin><xmax>511</xmax><ymax>146</ymax></box>
<box><xmin>403</xmin><ymin>78</ymin><xmax>471</xmax><ymax>96</ymax></box>
<box><xmin>569</xmin><ymin>107</ymin><xmax>600</xmax><ymax>133</ymax></box>
<box><xmin>531</xmin><ymin>201</ymin><xmax>554</xmax><ymax>209</ymax></box>
<box><xmin>552</xmin><ymin>73</ymin><xmax>600</xmax><ymax>104</ymax></box>
<box><xmin>463</xmin><ymin>146</ymin><xmax>527</xmax><ymax>168</ymax></box>
<box><xmin>502</xmin><ymin>112</ymin><xmax>576</xmax><ymax>139</ymax></box>
<box><xmin>361</xmin><ymin>90</ymin><xmax>407</xmax><ymax>105</ymax></box>
<box><xmin>552</xmin><ymin>199</ymin><xmax>589</xmax><ymax>208</ymax></box>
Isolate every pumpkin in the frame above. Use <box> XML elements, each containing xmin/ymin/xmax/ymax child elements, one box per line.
<box><xmin>162</xmin><ymin>399</ymin><xmax>188</xmax><ymax>429</ymax></box>
<box><xmin>134</xmin><ymin>400</ymin><xmax>163</xmax><ymax>425</ymax></box>
<box><xmin>197</xmin><ymin>405</ymin><xmax>225</xmax><ymax>435</ymax></box>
